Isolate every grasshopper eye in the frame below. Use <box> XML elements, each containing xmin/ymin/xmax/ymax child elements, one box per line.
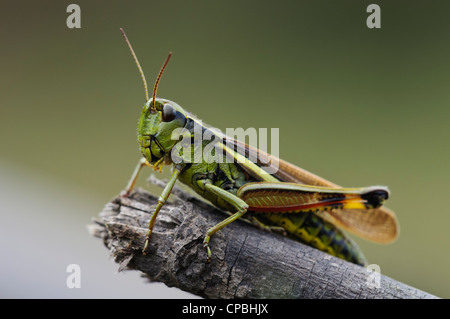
<box><xmin>162</xmin><ymin>103</ymin><xmax>176</xmax><ymax>122</ymax></box>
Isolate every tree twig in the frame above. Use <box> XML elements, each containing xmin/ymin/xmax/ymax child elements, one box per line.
<box><xmin>88</xmin><ymin>176</ymin><xmax>438</xmax><ymax>299</ymax></box>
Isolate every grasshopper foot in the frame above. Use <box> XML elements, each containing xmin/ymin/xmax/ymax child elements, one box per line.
<box><xmin>142</xmin><ymin>243</ymin><xmax>148</xmax><ymax>256</ymax></box>
<box><xmin>120</xmin><ymin>189</ymin><xmax>132</xmax><ymax>198</ymax></box>
<box><xmin>142</xmin><ymin>231</ymin><xmax>152</xmax><ymax>255</ymax></box>
<box><xmin>203</xmin><ymin>236</ymin><xmax>212</xmax><ymax>263</ymax></box>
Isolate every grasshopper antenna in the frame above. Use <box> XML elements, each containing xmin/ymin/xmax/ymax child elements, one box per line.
<box><xmin>151</xmin><ymin>52</ymin><xmax>172</xmax><ymax>112</ymax></box>
<box><xmin>120</xmin><ymin>28</ymin><xmax>149</xmax><ymax>102</ymax></box>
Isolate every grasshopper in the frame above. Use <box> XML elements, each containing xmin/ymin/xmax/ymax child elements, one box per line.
<box><xmin>119</xmin><ymin>29</ymin><xmax>399</xmax><ymax>266</ymax></box>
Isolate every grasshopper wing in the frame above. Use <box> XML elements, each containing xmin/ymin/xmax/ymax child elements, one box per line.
<box><xmin>224</xmin><ymin>138</ymin><xmax>399</xmax><ymax>243</ymax></box>
<box><xmin>237</xmin><ymin>182</ymin><xmax>398</xmax><ymax>243</ymax></box>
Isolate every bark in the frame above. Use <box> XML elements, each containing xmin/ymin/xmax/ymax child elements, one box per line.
<box><xmin>88</xmin><ymin>176</ymin><xmax>438</xmax><ymax>299</ymax></box>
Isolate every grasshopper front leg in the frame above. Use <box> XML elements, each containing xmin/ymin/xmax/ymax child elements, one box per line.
<box><xmin>121</xmin><ymin>158</ymin><xmax>151</xmax><ymax>197</ymax></box>
<box><xmin>122</xmin><ymin>157</ymin><xmax>167</xmax><ymax>197</ymax></box>
<box><xmin>197</xmin><ymin>180</ymin><xmax>249</xmax><ymax>262</ymax></box>
<box><xmin>121</xmin><ymin>158</ymin><xmax>183</xmax><ymax>254</ymax></box>
<box><xmin>142</xmin><ymin>168</ymin><xmax>181</xmax><ymax>254</ymax></box>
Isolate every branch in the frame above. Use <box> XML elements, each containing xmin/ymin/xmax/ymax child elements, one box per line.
<box><xmin>89</xmin><ymin>176</ymin><xmax>438</xmax><ymax>299</ymax></box>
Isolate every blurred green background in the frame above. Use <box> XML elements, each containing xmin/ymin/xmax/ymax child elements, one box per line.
<box><xmin>1</xmin><ymin>1</ymin><xmax>449</xmax><ymax>298</ymax></box>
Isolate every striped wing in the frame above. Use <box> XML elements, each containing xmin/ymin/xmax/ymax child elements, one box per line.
<box><xmin>224</xmin><ymin>137</ymin><xmax>399</xmax><ymax>244</ymax></box>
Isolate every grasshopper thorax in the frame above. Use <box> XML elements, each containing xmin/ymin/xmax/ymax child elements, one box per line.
<box><xmin>137</xmin><ymin>98</ymin><xmax>188</xmax><ymax>165</ymax></box>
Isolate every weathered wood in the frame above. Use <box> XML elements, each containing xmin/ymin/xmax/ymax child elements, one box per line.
<box><xmin>89</xmin><ymin>177</ymin><xmax>438</xmax><ymax>299</ymax></box>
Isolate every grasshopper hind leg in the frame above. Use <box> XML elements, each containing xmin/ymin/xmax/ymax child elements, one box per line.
<box><xmin>247</xmin><ymin>214</ymin><xmax>287</xmax><ymax>236</ymax></box>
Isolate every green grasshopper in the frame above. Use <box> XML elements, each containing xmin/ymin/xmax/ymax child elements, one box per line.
<box><xmin>119</xmin><ymin>29</ymin><xmax>399</xmax><ymax>266</ymax></box>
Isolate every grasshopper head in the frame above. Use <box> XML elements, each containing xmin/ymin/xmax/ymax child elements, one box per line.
<box><xmin>120</xmin><ymin>29</ymin><xmax>184</xmax><ymax>166</ymax></box>
<box><xmin>137</xmin><ymin>98</ymin><xmax>188</xmax><ymax>164</ymax></box>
